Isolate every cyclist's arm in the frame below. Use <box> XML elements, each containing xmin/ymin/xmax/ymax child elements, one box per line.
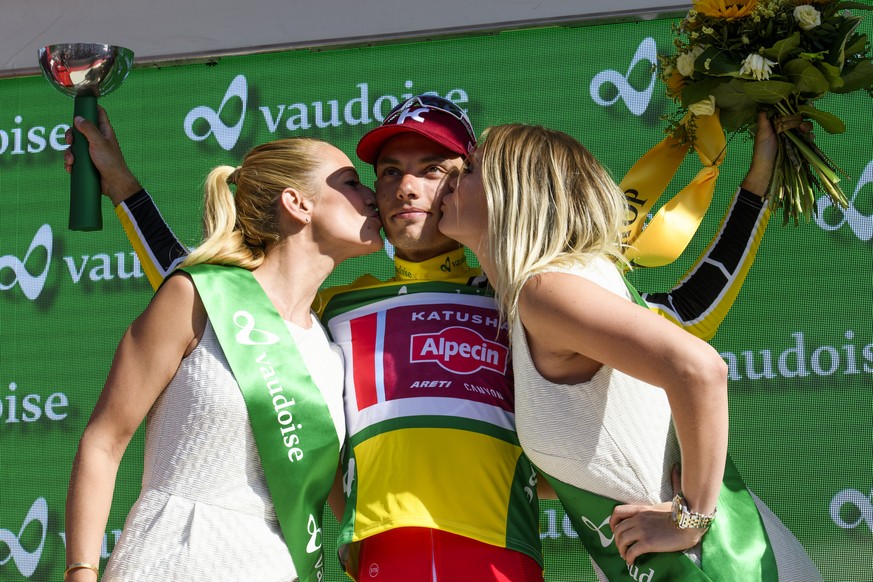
<box><xmin>115</xmin><ymin>190</ymin><xmax>189</xmax><ymax>290</ymax></box>
<box><xmin>642</xmin><ymin>186</ymin><xmax>770</xmax><ymax>341</ymax></box>
<box><xmin>642</xmin><ymin>112</ymin><xmax>778</xmax><ymax>341</ymax></box>
<box><xmin>64</xmin><ymin>109</ymin><xmax>190</xmax><ymax>291</ymax></box>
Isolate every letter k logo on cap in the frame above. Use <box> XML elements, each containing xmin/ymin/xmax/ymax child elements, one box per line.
<box><xmin>395</xmin><ymin>106</ymin><xmax>429</xmax><ymax>125</ymax></box>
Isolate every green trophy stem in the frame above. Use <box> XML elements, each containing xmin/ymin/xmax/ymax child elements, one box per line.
<box><xmin>70</xmin><ymin>94</ymin><xmax>102</xmax><ymax>231</ymax></box>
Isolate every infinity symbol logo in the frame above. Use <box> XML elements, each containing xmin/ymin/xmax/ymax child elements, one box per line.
<box><xmin>815</xmin><ymin>159</ymin><xmax>873</xmax><ymax>242</ymax></box>
<box><xmin>579</xmin><ymin>514</ymin><xmax>615</xmax><ymax>548</ymax></box>
<box><xmin>0</xmin><ymin>224</ymin><xmax>52</xmax><ymax>301</ymax></box>
<box><xmin>184</xmin><ymin>74</ymin><xmax>248</xmax><ymax>151</ymax></box>
<box><xmin>524</xmin><ymin>466</ymin><xmax>537</xmax><ymax>503</ymax></box>
<box><xmin>306</xmin><ymin>513</ymin><xmax>323</xmax><ymax>554</ymax></box>
<box><xmin>233</xmin><ymin>310</ymin><xmax>281</xmax><ymax>345</ymax></box>
<box><xmin>0</xmin><ymin>498</ymin><xmax>48</xmax><ymax>577</ymax></box>
<box><xmin>589</xmin><ymin>37</ymin><xmax>658</xmax><ymax>116</ymax></box>
<box><xmin>830</xmin><ymin>488</ymin><xmax>873</xmax><ymax>532</ymax></box>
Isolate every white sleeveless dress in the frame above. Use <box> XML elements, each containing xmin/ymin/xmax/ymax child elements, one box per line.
<box><xmin>102</xmin><ymin>315</ymin><xmax>345</xmax><ymax>582</ymax></box>
<box><xmin>512</xmin><ymin>257</ymin><xmax>822</xmax><ymax>581</ymax></box>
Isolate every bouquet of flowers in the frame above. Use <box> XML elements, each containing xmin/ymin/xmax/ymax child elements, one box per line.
<box><xmin>659</xmin><ymin>0</ymin><xmax>873</xmax><ymax>224</ymax></box>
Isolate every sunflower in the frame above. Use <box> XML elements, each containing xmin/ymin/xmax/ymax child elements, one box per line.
<box><xmin>693</xmin><ymin>0</ymin><xmax>758</xmax><ymax>19</ymax></box>
<box><xmin>664</xmin><ymin>67</ymin><xmax>688</xmax><ymax>99</ymax></box>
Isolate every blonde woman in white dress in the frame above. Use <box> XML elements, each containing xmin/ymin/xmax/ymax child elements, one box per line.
<box><xmin>439</xmin><ymin>119</ymin><xmax>822</xmax><ymax>581</ymax></box>
<box><xmin>64</xmin><ymin>136</ymin><xmax>382</xmax><ymax>582</ymax></box>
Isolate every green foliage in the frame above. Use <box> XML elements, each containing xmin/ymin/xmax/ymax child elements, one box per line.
<box><xmin>743</xmin><ymin>79</ymin><xmax>796</xmax><ymax>103</ymax></box>
<box><xmin>659</xmin><ymin>0</ymin><xmax>872</xmax><ymax>224</ymax></box>
<box><xmin>833</xmin><ymin>59</ymin><xmax>873</xmax><ymax>93</ymax></box>
<box><xmin>763</xmin><ymin>32</ymin><xmax>801</xmax><ymax>62</ymax></box>
<box><xmin>783</xmin><ymin>58</ymin><xmax>830</xmax><ymax>97</ymax></box>
<box><xmin>797</xmin><ymin>103</ymin><xmax>845</xmax><ymax>133</ymax></box>
<box><xmin>696</xmin><ymin>46</ymin><xmax>743</xmax><ymax>76</ymax></box>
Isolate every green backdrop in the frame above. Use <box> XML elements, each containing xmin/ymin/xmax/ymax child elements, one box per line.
<box><xmin>1</xmin><ymin>14</ymin><xmax>871</xmax><ymax>582</ymax></box>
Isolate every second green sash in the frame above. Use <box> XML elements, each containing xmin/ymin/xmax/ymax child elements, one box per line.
<box><xmin>541</xmin><ymin>455</ymin><xmax>777</xmax><ymax>580</ymax></box>
<box><xmin>579</xmin><ymin>274</ymin><xmax>779</xmax><ymax>579</ymax></box>
<box><xmin>184</xmin><ymin>264</ymin><xmax>340</xmax><ymax>582</ymax></box>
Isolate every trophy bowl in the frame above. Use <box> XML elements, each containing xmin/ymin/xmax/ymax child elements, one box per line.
<box><xmin>38</xmin><ymin>43</ymin><xmax>134</xmax><ymax>98</ymax></box>
<box><xmin>38</xmin><ymin>43</ymin><xmax>134</xmax><ymax>231</ymax></box>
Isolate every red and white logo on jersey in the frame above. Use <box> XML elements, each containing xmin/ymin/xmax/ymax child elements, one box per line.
<box><xmin>410</xmin><ymin>326</ymin><xmax>508</xmax><ymax>375</ymax></box>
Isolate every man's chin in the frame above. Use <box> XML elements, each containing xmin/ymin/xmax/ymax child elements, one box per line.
<box><xmin>390</xmin><ymin>236</ymin><xmax>459</xmax><ymax>261</ymax></box>
<box><xmin>382</xmin><ymin>227</ymin><xmax>425</xmax><ymax>251</ymax></box>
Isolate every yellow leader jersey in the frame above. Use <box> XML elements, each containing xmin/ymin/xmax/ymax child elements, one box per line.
<box><xmin>317</xmin><ymin>250</ymin><xmax>542</xmax><ymax>574</ymax></box>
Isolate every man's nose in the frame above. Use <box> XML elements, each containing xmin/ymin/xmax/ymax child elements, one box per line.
<box><xmin>397</xmin><ymin>173</ymin><xmax>419</xmax><ymax>199</ymax></box>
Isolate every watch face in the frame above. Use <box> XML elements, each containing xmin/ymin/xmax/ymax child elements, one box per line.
<box><xmin>671</xmin><ymin>496</ymin><xmax>682</xmax><ymax>524</ymax></box>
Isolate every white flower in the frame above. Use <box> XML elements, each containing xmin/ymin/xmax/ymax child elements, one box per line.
<box><xmin>794</xmin><ymin>5</ymin><xmax>821</xmax><ymax>30</ymax></box>
<box><xmin>740</xmin><ymin>53</ymin><xmax>777</xmax><ymax>80</ymax></box>
<box><xmin>676</xmin><ymin>46</ymin><xmax>705</xmax><ymax>77</ymax></box>
<box><xmin>688</xmin><ymin>95</ymin><xmax>716</xmax><ymax>117</ymax></box>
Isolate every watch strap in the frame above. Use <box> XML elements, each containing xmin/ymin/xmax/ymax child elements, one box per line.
<box><xmin>672</xmin><ymin>493</ymin><xmax>717</xmax><ymax>529</ymax></box>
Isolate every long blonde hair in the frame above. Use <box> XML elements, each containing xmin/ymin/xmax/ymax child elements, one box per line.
<box><xmin>478</xmin><ymin>124</ymin><xmax>628</xmax><ymax>330</ymax></box>
<box><xmin>181</xmin><ymin>137</ymin><xmax>326</xmax><ymax>270</ymax></box>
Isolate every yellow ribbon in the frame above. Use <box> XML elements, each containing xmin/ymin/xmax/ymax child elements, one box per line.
<box><xmin>620</xmin><ymin>113</ymin><xmax>726</xmax><ymax>267</ymax></box>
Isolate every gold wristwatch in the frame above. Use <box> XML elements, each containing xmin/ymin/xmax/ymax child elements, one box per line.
<box><xmin>670</xmin><ymin>493</ymin><xmax>716</xmax><ymax>530</ymax></box>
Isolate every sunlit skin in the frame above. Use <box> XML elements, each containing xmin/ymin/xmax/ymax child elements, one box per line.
<box><xmin>441</xmin><ymin>139</ymin><xmax>729</xmax><ymax>566</ymax></box>
<box><xmin>438</xmin><ymin>153</ymin><xmax>489</xmax><ymax>261</ymax></box>
<box><xmin>308</xmin><ymin>143</ymin><xmax>383</xmax><ymax>262</ymax></box>
<box><xmin>374</xmin><ymin>133</ymin><xmax>464</xmax><ymax>262</ymax></box>
<box><xmin>63</xmin><ymin>144</ymin><xmax>385</xmax><ymax>582</ymax></box>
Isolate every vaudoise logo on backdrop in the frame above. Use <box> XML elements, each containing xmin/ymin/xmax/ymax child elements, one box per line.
<box><xmin>0</xmin><ymin>498</ymin><xmax>122</xmax><ymax>579</ymax></box>
<box><xmin>124</xmin><ymin>46</ymin><xmax>873</xmax><ymax>548</ymax></box>
<box><xmin>2</xmin><ymin>36</ymin><xmax>872</xmax><ymax>581</ymax></box>
<box><xmin>182</xmin><ymin>73</ymin><xmax>471</xmax><ymax>152</ymax></box>
<box><xmin>0</xmin><ymin>224</ymin><xmax>145</xmax><ymax>302</ymax></box>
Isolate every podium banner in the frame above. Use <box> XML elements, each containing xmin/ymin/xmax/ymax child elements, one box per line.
<box><xmin>1</xmin><ymin>15</ymin><xmax>871</xmax><ymax>582</ymax></box>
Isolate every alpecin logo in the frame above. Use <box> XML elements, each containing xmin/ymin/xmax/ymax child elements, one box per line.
<box><xmin>410</xmin><ymin>326</ymin><xmax>507</xmax><ymax>375</ymax></box>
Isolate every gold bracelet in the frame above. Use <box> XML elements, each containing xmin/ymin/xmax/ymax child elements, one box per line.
<box><xmin>64</xmin><ymin>562</ymin><xmax>99</xmax><ymax>580</ymax></box>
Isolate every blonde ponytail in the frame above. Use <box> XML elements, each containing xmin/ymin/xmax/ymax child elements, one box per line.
<box><xmin>180</xmin><ymin>137</ymin><xmax>326</xmax><ymax>270</ymax></box>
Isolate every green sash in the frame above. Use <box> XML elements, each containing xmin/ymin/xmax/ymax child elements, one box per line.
<box><xmin>183</xmin><ymin>264</ymin><xmax>340</xmax><ymax>582</ymax></box>
<box><xmin>551</xmin><ymin>273</ymin><xmax>778</xmax><ymax>580</ymax></box>
<box><xmin>541</xmin><ymin>455</ymin><xmax>777</xmax><ymax>581</ymax></box>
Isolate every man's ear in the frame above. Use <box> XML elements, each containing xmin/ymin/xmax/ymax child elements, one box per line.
<box><xmin>279</xmin><ymin>187</ymin><xmax>313</xmax><ymax>225</ymax></box>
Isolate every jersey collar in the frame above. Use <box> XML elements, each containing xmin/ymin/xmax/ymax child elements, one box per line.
<box><xmin>393</xmin><ymin>247</ymin><xmax>477</xmax><ymax>283</ymax></box>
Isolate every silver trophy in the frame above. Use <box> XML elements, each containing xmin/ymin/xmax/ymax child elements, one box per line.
<box><xmin>38</xmin><ymin>43</ymin><xmax>134</xmax><ymax>231</ymax></box>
